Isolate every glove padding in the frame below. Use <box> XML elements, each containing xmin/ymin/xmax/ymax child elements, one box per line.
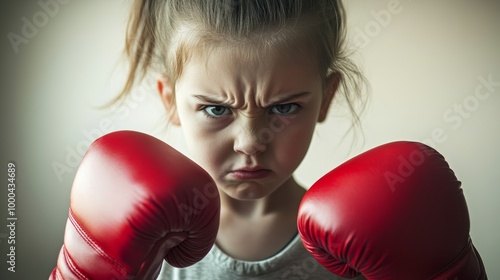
<box><xmin>298</xmin><ymin>141</ymin><xmax>487</xmax><ymax>279</ymax></box>
<box><xmin>50</xmin><ymin>131</ymin><xmax>220</xmax><ymax>280</ymax></box>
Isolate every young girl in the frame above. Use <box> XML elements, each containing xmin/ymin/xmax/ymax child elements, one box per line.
<box><xmin>116</xmin><ymin>0</ymin><xmax>366</xmax><ymax>279</ymax></box>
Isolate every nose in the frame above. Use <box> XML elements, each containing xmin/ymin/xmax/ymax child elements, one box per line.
<box><xmin>233</xmin><ymin>124</ymin><xmax>267</xmax><ymax>156</ymax></box>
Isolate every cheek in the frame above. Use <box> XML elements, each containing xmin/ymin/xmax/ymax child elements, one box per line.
<box><xmin>177</xmin><ymin>112</ymin><xmax>230</xmax><ymax>175</ymax></box>
<box><xmin>272</xmin><ymin>115</ymin><xmax>317</xmax><ymax>172</ymax></box>
<box><xmin>183</xmin><ymin>124</ymin><xmax>219</xmax><ymax>165</ymax></box>
<box><xmin>176</xmin><ymin>100</ymin><xmax>233</xmax><ymax>174</ymax></box>
<box><xmin>175</xmin><ymin>102</ymin><xmax>211</xmax><ymax>164</ymax></box>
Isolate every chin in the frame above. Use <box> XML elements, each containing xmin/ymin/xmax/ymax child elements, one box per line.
<box><xmin>224</xmin><ymin>181</ymin><xmax>276</xmax><ymax>201</ymax></box>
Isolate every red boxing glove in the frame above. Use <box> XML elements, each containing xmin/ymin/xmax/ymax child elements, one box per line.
<box><xmin>298</xmin><ymin>141</ymin><xmax>487</xmax><ymax>279</ymax></box>
<box><xmin>49</xmin><ymin>131</ymin><xmax>220</xmax><ymax>280</ymax></box>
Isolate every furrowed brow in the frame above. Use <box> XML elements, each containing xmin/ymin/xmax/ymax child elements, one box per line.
<box><xmin>193</xmin><ymin>95</ymin><xmax>233</xmax><ymax>107</ymax></box>
<box><xmin>269</xmin><ymin>92</ymin><xmax>311</xmax><ymax>105</ymax></box>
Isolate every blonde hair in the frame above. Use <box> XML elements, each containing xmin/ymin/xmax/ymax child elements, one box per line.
<box><xmin>114</xmin><ymin>0</ymin><xmax>367</xmax><ymax>132</ymax></box>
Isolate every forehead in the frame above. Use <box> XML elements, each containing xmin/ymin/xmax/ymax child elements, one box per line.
<box><xmin>171</xmin><ymin>21</ymin><xmax>322</xmax><ymax>75</ymax></box>
<box><xmin>177</xmin><ymin>41</ymin><xmax>322</xmax><ymax>96</ymax></box>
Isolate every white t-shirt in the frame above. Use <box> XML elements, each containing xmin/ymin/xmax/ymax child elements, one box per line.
<box><xmin>157</xmin><ymin>233</ymin><xmax>362</xmax><ymax>279</ymax></box>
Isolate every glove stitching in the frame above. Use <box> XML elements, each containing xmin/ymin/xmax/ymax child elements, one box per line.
<box><xmin>68</xmin><ymin>208</ymin><xmax>128</xmax><ymax>277</ymax></box>
<box><xmin>62</xmin><ymin>244</ymin><xmax>89</xmax><ymax>280</ymax></box>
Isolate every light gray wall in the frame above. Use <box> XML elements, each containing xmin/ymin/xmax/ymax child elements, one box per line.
<box><xmin>0</xmin><ymin>0</ymin><xmax>498</xmax><ymax>279</ymax></box>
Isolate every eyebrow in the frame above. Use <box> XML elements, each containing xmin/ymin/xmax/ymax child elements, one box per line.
<box><xmin>270</xmin><ymin>92</ymin><xmax>312</xmax><ymax>104</ymax></box>
<box><xmin>192</xmin><ymin>92</ymin><xmax>311</xmax><ymax>107</ymax></box>
<box><xmin>192</xmin><ymin>95</ymin><xmax>233</xmax><ymax>107</ymax></box>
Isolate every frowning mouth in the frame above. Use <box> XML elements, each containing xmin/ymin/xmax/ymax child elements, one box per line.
<box><xmin>229</xmin><ymin>168</ymin><xmax>272</xmax><ymax>179</ymax></box>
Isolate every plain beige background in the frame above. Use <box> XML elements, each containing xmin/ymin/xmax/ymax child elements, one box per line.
<box><xmin>0</xmin><ymin>0</ymin><xmax>499</xmax><ymax>279</ymax></box>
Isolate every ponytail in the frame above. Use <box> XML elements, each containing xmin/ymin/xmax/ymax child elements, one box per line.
<box><xmin>107</xmin><ymin>0</ymin><xmax>159</xmax><ymax>107</ymax></box>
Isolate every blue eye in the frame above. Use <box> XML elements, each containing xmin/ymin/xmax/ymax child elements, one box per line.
<box><xmin>202</xmin><ymin>105</ymin><xmax>231</xmax><ymax>118</ymax></box>
<box><xmin>271</xmin><ymin>103</ymin><xmax>300</xmax><ymax>115</ymax></box>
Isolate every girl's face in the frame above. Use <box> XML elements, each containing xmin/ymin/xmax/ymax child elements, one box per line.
<box><xmin>159</xmin><ymin>46</ymin><xmax>335</xmax><ymax>201</ymax></box>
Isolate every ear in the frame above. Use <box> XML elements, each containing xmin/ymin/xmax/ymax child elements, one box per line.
<box><xmin>157</xmin><ymin>74</ymin><xmax>181</xmax><ymax>126</ymax></box>
<box><xmin>317</xmin><ymin>73</ymin><xmax>340</xmax><ymax>123</ymax></box>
